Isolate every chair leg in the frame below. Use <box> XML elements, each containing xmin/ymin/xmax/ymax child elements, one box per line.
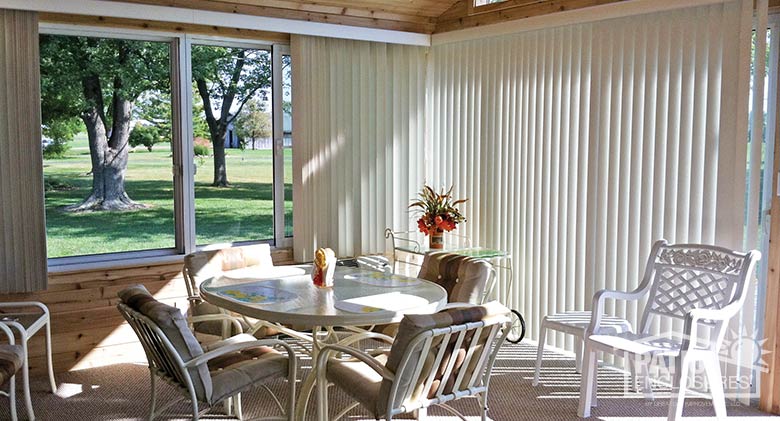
<box><xmin>640</xmin><ymin>357</ymin><xmax>654</xmax><ymax>401</ymax></box>
<box><xmin>574</xmin><ymin>336</ymin><xmax>584</xmax><ymax>374</ymax></box>
<box><xmin>414</xmin><ymin>407</ymin><xmax>427</xmax><ymax>420</ymax></box>
<box><xmin>668</xmin><ymin>354</ymin><xmax>692</xmax><ymax>421</ymax></box>
<box><xmin>148</xmin><ymin>371</ymin><xmax>157</xmax><ymax>421</ymax></box>
<box><xmin>20</xmin><ymin>336</ymin><xmax>34</xmax><ymax>421</ymax></box>
<box><xmin>316</xmin><ymin>368</ymin><xmax>328</xmax><ymax>421</ymax></box>
<box><xmin>533</xmin><ymin>322</ymin><xmax>547</xmax><ymax>386</ymax></box>
<box><xmin>703</xmin><ymin>358</ymin><xmax>727</xmax><ymax>419</ymax></box>
<box><xmin>577</xmin><ymin>343</ymin><xmax>597</xmax><ymax>418</ymax></box>
<box><xmin>480</xmin><ymin>393</ymin><xmax>488</xmax><ymax>421</ymax></box>
<box><xmin>9</xmin><ymin>375</ymin><xmax>17</xmax><ymax>421</ymax></box>
<box><xmin>45</xmin><ymin>320</ymin><xmax>57</xmax><ymax>393</ymax></box>
<box><xmin>234</xmin><ymin>393</ymin><xmax>243</xmax><ymax>421</ymax></box>
<box><xmin>192</xmin><ymin>399</ymin><xmax>200</xmax><ymax>421</ymax></box>
<box><xmin>628</xmin><ymin>355</ymin><xmax>638</xmax><ymax>392</ymax></box>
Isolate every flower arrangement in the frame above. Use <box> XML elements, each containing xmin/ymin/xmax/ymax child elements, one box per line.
<box><xmin>410</xmin><ymin>185</ymin><xmax>468</xmax><ymax>236</ymax></box>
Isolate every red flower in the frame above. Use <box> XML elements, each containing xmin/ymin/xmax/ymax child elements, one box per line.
<box><xmin>434</xmin><ymin>215</ymin><xmax>443</xmax><ymax>226</ymax></box>
<box><xmin>417</xmin><ymin>218</ymin><xmax>429</xmax><ymax>235</ymax></box>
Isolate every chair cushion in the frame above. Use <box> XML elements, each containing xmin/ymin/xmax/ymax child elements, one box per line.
<box><xmin>417</xmin><ymin>253</ymin><xmax>491</xmax><ymax>304</ymax></box>
<box><xmin>378</xmin><ymin>301</ymin><xmax>508</xmax><ymax>414</ymax></box>
<box><xmin>325</xmin><ymin>352</ymin><xmax>389</xmax><ymax>415</ymax></box>
<box><xmin>0</xmin><ymin>344</ymin><xmax>23</xmax><ymax>387</ymax></box>
<box><xmin>207</xmin><ymin>334</ymin><xmax>289</xmax><ymax>404</ymax></box>
<box><xmin>118</xmin><ymin>285</ymin><xmax>213</xmax><ymax>402</ymax></box>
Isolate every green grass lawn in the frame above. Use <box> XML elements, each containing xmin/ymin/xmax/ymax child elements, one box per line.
<box><xmin>44</xmin><ymin>134</ymin><xmax>292</xmax><ymax>258</ymax></box>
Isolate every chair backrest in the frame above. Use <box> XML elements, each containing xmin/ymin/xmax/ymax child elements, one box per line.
<box><xmin>417</xmin><ymin>252</ymin><xmax>494</xmax><ymax>304</ymax></box>
<box><xmin>116</xmin><ymin>285</ymin><xmax>213</xmax><ymax>403</ymax></box>
<box><xmin>638</xmin><ymin>240</ymin><xmax>760</xmax><ymax>334</ymax></box>
<box><xmin>377</xmin><ymin>301</ymin><xmax>510</xmax><ymax>417</ymax></box>
<box><xmin>183</xmin><ymin>244</ymin><xmax>274</xmax><ymax>300</ymax></box>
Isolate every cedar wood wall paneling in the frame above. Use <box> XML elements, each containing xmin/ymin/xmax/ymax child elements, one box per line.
<box><xmin>0</xmin><ymin>249</ymin><xmax>293</xmax><ymax>374</ymax></box>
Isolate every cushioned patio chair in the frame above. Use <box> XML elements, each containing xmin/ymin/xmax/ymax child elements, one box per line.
<box><xmin>117</xmin><ymin>284</ymin><xmax>296</xmax><ymax>420</ymax></box>
<box><xmin>417</xmin><ymin>252</ymin><xmax>495</xmax><ymax>305</ymax></box>
<box><xmin>578</xmin><ymin>240</ymin><xmax>760</xmax><ymax>420</ymax></box>
<box><xmin>316</xmin><ymin>301</ymin><xmax>511</xmax><ymax>421</ymax></box>
<box><xmin>184</xmin><ymin>244</ymin><xmax>298</xmax><ymax>339</ymax></box>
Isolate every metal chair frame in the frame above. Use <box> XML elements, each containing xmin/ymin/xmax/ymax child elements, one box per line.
<box><xmin>118</xmin><ymin>303</ymin><xmax>296</xmax><ymax>420</ymax></box>
<box><xmin>316</xmin><ymin>312</ymin><xmax>510</xmax><ymax>420</ymax></box>
<box><xmin>0</xmin><ymin>323</ymin><xmax>18</xmax><ymax>421</ymax></box>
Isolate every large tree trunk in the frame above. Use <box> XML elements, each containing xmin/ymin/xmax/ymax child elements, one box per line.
<box><xmin>211</xmin><ymin>126</ymin><xmax>229</xmax><ymax>187</ymax></box>
<box><xmin>66</xmin><ymin>75</ymin><xmax>145</xmax><ymax>212</ymax></box>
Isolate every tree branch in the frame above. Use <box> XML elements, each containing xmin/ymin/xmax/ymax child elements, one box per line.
<box><xmin>196</xmin><ymin>77</ymin><xmax>219</xmax><ymax>136</ymax></box>
<box><xmin>219</xmin><ymin>50</ymin><xmax>246</xmax><ymax>123</ymax></box>
<box><xmin>227</xmin><ymin>86</ymin><xmax>263</xmax><ymax>125</ymax></box>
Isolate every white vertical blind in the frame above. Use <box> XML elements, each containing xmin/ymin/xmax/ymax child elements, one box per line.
<box><xmin>0</xmin><ymin>9</ymin><xmax>47</xmax><ymax>292</ymax></box>
<box><xmin>291</xmin><ymin>35</ymin><xmax>427</xmax><ymax>262</ymax></box>
<box><xmin>427</xmin><ymin>0</ymin><xmax>753</xmax><ymax>361</ymax></box>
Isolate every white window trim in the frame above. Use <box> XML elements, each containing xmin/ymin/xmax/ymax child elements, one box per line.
<box><xmin>41</xmin><ymin>24</ymin><xmax>294</xmax><ymax>271</ymax></box>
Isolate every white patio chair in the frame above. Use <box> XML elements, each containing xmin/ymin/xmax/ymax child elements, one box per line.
<box><xmin>117</xmin><ymin>284</ymin><xmax>296</xmax><ymax>420</ymax></box>
<box><xmin>316</xmin><ymin>301</ymin><xmax>511</xmax><ymax>421</ymax></box>
<box><xmin>577</xmin><ymin>240</ymin><xmax>760</xmax><ymax>420</ymax></box>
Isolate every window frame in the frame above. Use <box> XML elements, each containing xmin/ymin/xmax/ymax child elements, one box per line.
<box><xmin>40</xmin><ymin>24</ymin><xmax>293</xmax><ymax>271</ymax></box>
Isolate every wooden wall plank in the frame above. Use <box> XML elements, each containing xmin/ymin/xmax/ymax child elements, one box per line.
<box><xmin>0</xmin><ymin>248</ymin><xmax>294</xmax><ymax>375</ymax></box>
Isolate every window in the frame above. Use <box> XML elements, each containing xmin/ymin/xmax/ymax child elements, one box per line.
<box><xmin>40</xmin><ymin>33</ymin><xmax>178</xmax><ymax>259</ymax></box>
<box><xmin>39</xmin><ymin>28</ymin><xmax>293</xmax><ymax>265</ymax></box>
<box><xmin>474</xmin><ymin>0</ymin><xmax>507</xmax><ymax>6</ymax></box>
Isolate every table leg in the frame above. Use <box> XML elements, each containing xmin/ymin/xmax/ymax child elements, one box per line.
<box><xmin>294</xmin><ymin>326</ymin><xmax>322</xmax><ymax>419</ymax></box>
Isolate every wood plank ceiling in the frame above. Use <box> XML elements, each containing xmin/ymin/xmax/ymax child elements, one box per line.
<box><xmin>91</xmin><ymin>0</ymin><xmax>624</xmax><ymax>34</ymax></box>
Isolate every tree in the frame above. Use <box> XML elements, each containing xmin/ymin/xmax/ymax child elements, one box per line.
<box><xmin>233</xmin><ymin>98</ymin><xmax>272</xmax><ymax>149</ymax></box>
<box><xmin>192</xmin><ymin>46</ymin><xmax>271</xmax><ymax>187</ymax></box>
<box><xmin>40</xmin><ymin>35</ymin><xmax>169</xmax><ymax>211</ymax></box>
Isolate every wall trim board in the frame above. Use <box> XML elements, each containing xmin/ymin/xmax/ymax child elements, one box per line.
<box><xmin>0</xmin><ymin>0</ymin><xmax>431</xmax><ymax>46</ymax></box>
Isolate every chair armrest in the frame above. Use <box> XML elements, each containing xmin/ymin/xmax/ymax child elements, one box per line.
<box><xmin>681</xmin><ymin>304</ymin><xmax>744</xmax><ymax>352</ymax></box>
<box><xmin>316</xmin><ymin>344</ymin><xmax>395</xmax><ymax>382</ymax></box>
<box><xmin>335</xmin><ymin>331</ymin><xmax>395</xmax><ymax>348</ymax></box>
<box><xmin>188</xmin><ymin>314</ymin><xmax>244</xmax><ymax>334</ymax></box>
<box><xmin>0</xmin><ymin>301</ymin><xmax>49</xmax><ymax>315</ymax></box>
<box><xmin>0</xmin><ymin>323</ymin><xmax>15</xmax><ymax>344</ymax></box>
<box><xmin>688</xmin><ymin>304</ymin><xmax>741</xmax><ymax>322</ymax></box>
<box><xmin>184</xmin><ymin>338</ymin><xmax>296</xmax><ymax>368</ymax></box>
<box><xmin>587</xmin><ymin>288</ymin><xmax>647</xmax><ymax>335</ymax></box>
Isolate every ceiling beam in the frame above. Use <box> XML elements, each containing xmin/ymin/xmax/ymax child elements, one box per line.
<box><xmin>0</xmin><ymin>0</ymin><xmax>431</xmax><ymax>46</ymax></box>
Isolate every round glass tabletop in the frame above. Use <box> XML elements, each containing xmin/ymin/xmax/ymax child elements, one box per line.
<box><xmin>200</xmin><ymin>266</ymin><xmax>448</xmax><ymax>327</ymax></box>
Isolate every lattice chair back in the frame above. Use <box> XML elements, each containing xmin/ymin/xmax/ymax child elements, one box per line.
<box><xmin>638</xmin><ymin>240</ymin><xmax>756</xmax><ymax>336</ymax></box>
<box><xmin>379</xmin><ymin>301</ymin><xmax>510</xmax><ymax>417</ymax></box>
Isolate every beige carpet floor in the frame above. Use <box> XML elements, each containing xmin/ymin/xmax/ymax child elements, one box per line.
<box><xmin>1</xmin><ymin>341</ymin><xmax>775</xmax><ymax>420</ymax></box>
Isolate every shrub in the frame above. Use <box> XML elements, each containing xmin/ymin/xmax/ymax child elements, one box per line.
<box><xmin>129</xmin><ymin>124</ymin><xmax>162</xmax><ymax>152</ymax></box>
<box><xmin>43</xmin><ymin>139</ymin><xmax>70</xmax><ymax>159</ymax></box>
<box><xmin>193</xmin><ymin>136</ymin><xmax>212</xmax><ymax>157</ymax></box>
<box><xmin>194</xmin><ymin>144</ymin><xmax>210</xmax><ymax>156</ymax></box>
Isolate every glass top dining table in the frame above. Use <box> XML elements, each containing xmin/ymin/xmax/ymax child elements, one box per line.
<box><xmin>200</xmin><ymin>265</ymin><xmax>448</xmax><ymax>328</ymax></box>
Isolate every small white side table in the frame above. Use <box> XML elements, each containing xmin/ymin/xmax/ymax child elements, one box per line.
<box><xmin>533</xmin><ymin>311</ymin><xmax>633</xmax><ymax>386</ymax></box>
<box><xmin>0</xmin><ymin>302</ymin><xmax>57</xmax><ymax>420</ymax></box>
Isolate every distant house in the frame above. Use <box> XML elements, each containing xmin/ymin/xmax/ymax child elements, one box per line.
<box><xmin>224</xmin><ymin>121</ymin><xmax>241</xmax><ymax>149</ymax></box>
